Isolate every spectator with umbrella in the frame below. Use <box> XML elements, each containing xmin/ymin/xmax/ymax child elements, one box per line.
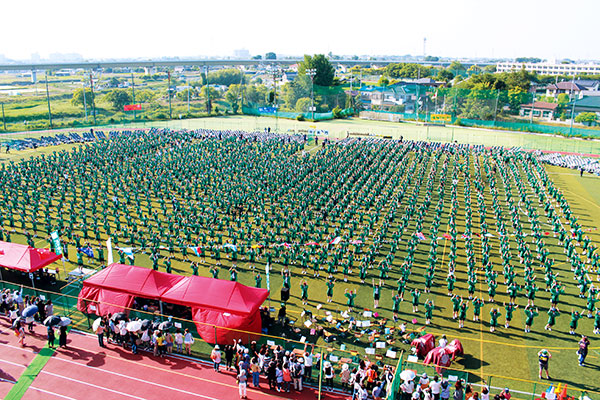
<box><xmin>47</xmin><ymin>324</ymin><xmax>56</xmax><ymax>348</ymax></box>
<box><xmin>22</xmin><ymin>304</ymin><xmax>38</xmax><ymax>333</ymax></box>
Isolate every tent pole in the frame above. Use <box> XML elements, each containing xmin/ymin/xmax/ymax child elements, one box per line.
<box><xmin>159</xmin><ymin>301</ymin><xmax>163</xmax><ymax>315</ymax></box>
<box><xmin>317</xmin><ymin>347</ymin><xmax>324</xmax><ymax>400</ymax></box>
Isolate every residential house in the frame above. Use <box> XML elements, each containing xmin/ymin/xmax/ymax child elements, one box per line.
<box><xmin>546</xmin><ymin>81</ymin><xmax>586</xmax><ymax>98</ymax></box>
<box><xmin>569</xmin><ymin>96</ymin><xmax>600</xmax><ymax>116</ymax></box>
<box><xmin>519</xmin><ymin>102</ymin><xmax>559</xmax><ymax>120</ymax></box>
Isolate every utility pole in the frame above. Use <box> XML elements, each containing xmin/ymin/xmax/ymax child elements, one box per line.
<box><xmin>131</xmin><ymin>72</ymin><xmax>136</xmax><ymax>120</ymax></box>
<box><xmin>271</xmin><ymin>66</ymin><xmax>282</xmax><ymax>132</ymax></box>
<box><xmin>529</xmin><ymin>90</ymin><xmax>535</xmax><ymax>124</ymax></box>
<box><xmin>45</xmin><ymin>71</ymin><xmax>53</xmax><ymax>129</ymax></box>
<box><xmin>307</xmin><ymin>68</ymin><xmax>317</xmax><ymax>120</ymax></box>
<box><xmin>493</xmin><ymin>89</ymin><xmax>500</xmax><ymax>126</ymax></box>
<box><xmin>569</xmin><ymin>93</ymin><xmax>578</xmax><ymax>136</ymax></box>
<box><xmin>82</xmin><ymin>80</ymin><xmax>88</xmax><ymax>120</ymax></box>
<box><xmin>205</xmin><ymin>65</ymin><xmax>211</xmax><ymax>115</ymax></box>
<box><xmin>167</xmin><ymin>71</ymin><xmax>172</xmax><ymax>119</ymax></box>
<box><xmin>90</xmin><ymin>73</ymin><xmax>97</xmax><ymax>125</ymax></box>
<box><xmin>187</xmin><ymin>78</ymin><xmax>190</xmax><ymax>114</ymax></box>
<box><xmin>1</xmin><ymin>103</ymin><xmax>6</xmax><ymax>131</ymax></box>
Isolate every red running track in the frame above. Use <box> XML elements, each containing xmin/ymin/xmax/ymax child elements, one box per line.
<box><xmin>0</xmin><ymin>317</ymin><xmax>349</xmax><ymax>400</ymax></box>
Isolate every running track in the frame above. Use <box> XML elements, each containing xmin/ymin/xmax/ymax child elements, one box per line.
<box><xmin>0</xmin><ymin>317</ymin><xmax>348</xmax><ymax>400</ymax></box>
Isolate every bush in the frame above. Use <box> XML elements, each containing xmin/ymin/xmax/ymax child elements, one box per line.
<box><xmin>332</xmin><ymin>106</ymin><xmax>343</xmax><ymax>119</ymax></box>
<box><xmin>296</xmin><ymin>114</ymin><xmax>305</xmax><ymax>121</ymax></box>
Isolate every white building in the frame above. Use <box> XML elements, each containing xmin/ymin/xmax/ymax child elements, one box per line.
<box><xmin>497</xmin><ymin>62</ymin><xmax>600</xmax><ymax>76</ymax></box>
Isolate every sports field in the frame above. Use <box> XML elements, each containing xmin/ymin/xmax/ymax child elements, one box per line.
<box><xmin>1</xmin><ymin>120</ymin><xmax>599</xmax><ymax>396</ymax></box>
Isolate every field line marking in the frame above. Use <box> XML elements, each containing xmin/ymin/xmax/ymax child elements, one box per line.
<box><xmin>29</xmin><ymin>386</ymin><xmax>79</xmax><ymax>400</ymax></box>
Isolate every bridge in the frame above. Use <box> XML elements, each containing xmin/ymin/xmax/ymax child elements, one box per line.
<box><xmin>0</xmin><ymin>59</ymin><xmax>494</xmax><ymax>72</ymax></box>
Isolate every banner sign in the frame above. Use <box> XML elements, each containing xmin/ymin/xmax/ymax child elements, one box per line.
<box><xmin>431</xmin><ymin>113</ymin><xmax>452</xmax><ymax>122</ymax></box>
<box><xmin>50</xmin><ymin>231</ymin><xmax>62</xmax><ymax>255</ymax></box>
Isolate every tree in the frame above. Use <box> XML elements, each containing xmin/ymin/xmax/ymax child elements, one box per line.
<box><xmin>575</xmin><ymin>112</ymin><xmax>598</xmax><ymax>124</ymax></box>
<box><xmin>385</xmin><ymin>63</ymin><xmax>433</xmax><ymax>79</ymax></box>
<box><xmin>224</xmin><ymin>84</ymin><xmax>244</xmax><ymax>112</ymax></box>
<box><xmin>71</xmin><ymin>88</ymin><xmax>94</xmax><ymax>108</ymax></box>
<box><xmin>467</xmin><ymin>65</ymin><xmax>482</xmax><ymax>76</ymax></box>
<box><xmin>436</xmin><ymin>69</ymin><xmax>455</xmax><ymax>83</ymax></box>
<box><xmin>104</xmin><ymin>89</ymin><xmax>132</xmax><ymax>111</ymax></box>
<box><xmin>200</xmin><ymin>86</ymin><xmax>221</xmax><ymax>101</ymax></box>
<box><xmin>295</xmin><ymin>97</ymin><xmax>312</xmax><ymax>113</ymax></box>
<box><xmin>265</xmin><ymin>52</ymin><xmax>276</xmax><ymax>60</ymax></box>
<box><xmin>298</xmin><ymin>54</ymin><xmax>336</xmax><ymax>86</ymax></box>
<box><xmin>252</xmin><ymin>55</ymin><xmax>262</xmax><ymax>60</ymax></box>
<box><xmin>378</xmin><ymin>76</ymin><xmax>390</xmax><ymax>87</ymax></box>
<box><xmin>136</xmin><ymin>89</ymin><xmax>158</xmax><ymax>104</ymax></box>
<box><xmin>207</xmin><ymin>69</ymin><xmax>245</xmax><ymax>86</ymax></box>
<box><xmin>507</xmin><ymin>88</ymin><xmax>529</xmax><ymax>112</ymax></box>
<box><xmin>448</xmin><ymin>61</ymin><xmax>466</xmax><ymax>75</ymax></box>
<box><xmin>244</xmin><ymin>85</ymin><xmax>269</xmax><ymax>105</ymax></box>
<box><xmin>176</xmin><ymin>88</ymin><xmax>197</xmax><ymax>102</ymax></box>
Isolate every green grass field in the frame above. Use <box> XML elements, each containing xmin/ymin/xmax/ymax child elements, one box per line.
<box><xmin>1</xmin><ymin>120</ymin><xmax>599</xmax><ymax>396</ymax></box>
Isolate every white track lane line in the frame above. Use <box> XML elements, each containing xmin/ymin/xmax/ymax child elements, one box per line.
<box><xmin>46</xmin><ymin>356</ymin><xmax>221</xmax><ymax>400</ymax></box>
<box><xmin>41</xmin><ymin>371</ymin><xmax>147</xmax><ymax>400</ymax></box>
<box><xmin>29</xmin><ymin>386</ymin><xmax>79</xmax><ymax>400</ymax></box>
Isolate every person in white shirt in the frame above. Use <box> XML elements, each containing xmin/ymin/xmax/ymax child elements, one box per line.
<box><xmin>439</xmin><ymin>334</ymin><xmax>448</xmax><ymax>348</ymax></box>
<box><xmin>419</xmin><ymin>373</ymin><xmax>430</xmax><ymax>388</ymax></box>
<box><xmin>401</xmin><ymin>379</ymin><xmax>415</xmax><ymax>400</ymax></box>
<box><xmin>430</xmin><ymin>375</ymin><xmax>442</xmax><ymax>400</ymax></box>
<box><xmin>303</xmin><ymin>349</ymin><xmax>314</xmax><ymax>382</ymax></box>
<box><xmin>481</xmin><ymin>381</ymin><xmax>490</xmax><ymax>400</ymax></box>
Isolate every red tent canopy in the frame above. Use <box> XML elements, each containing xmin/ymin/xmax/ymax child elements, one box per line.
<box><xmin>0</xmin><ymin>241</ymin><xmax>62</xmax><ymax>272</ymax></box>
<box><xmin>161</xmin><ymin>275</ymin><xmax>269</xmax><ymax>315</ymax></box>
<box><xmin>82</xmin><ymin>263</ymin><xmax>185</xmax><ymax>298</ymax></box>
<box><xmin>77</xmin><ymin>263</ymin><xmax>269</xmax><ymax>344</ymax></box>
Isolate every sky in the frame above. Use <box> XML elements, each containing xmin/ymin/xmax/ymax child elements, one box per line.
<box><xmin>0</xmin><ymin>0</ymin><xmax>597</xmax><ymax>61</ymax></box>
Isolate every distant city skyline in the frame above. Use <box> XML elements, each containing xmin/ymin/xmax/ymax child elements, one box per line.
<box><xmin>0</xmin><ymin>0</ymin><xmax>597</xmax><ymax>62</ymax></box>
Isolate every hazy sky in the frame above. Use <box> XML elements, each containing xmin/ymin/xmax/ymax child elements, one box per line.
<box><xmin>0</xmin><ymin>0</ymin><xmax>596</xmax><ymax>61</ymax></box>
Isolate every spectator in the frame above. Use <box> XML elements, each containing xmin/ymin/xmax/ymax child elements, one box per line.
<box><xmin>165</xmin><ymin>330</ymin><xmax>173</xmax><ymax>354</ymax></box>
<box><xmin>47</xmin><ymin>325</ymin><xmax>56</xmax><ymax>349</ymax></box>
<box><xmin>96</xmin><ymin>321</ymin><xmax>106</xmax><ymax>348</ymax></box>
<box><xmin>419</xmin><ymin>373</ymin><xmax>430</xmax><ymax>389</ymax></box>
<box><xmin>401</xmin><ymin>378</ymin><xmax>415</xmax><ymax>400</ymax></box>
<box><xmin>174</xmin><ymin>329</ymin><xmax>183</xmax><ymax>353</ymax></box>
<box><xmin>454</xmin><ymin>379</ymin><xmax>464</xmax><ymax>400</ymax></box>
<box><xmin>465</xmin><ymin>384</ymin><xmax>473</xmax><ymax>400</ymax></box>
<box><xmin>292</xmin><ymin>359</ymin><xmax>304</xmax><ymax>391</ymax></box>
<box><xmin>323</xmin><ymin>361</ymin><xmax>334</xmax><ymax>390</ymax></box>
<box><xmin>441</xmin><ymin>380</ymin><xmax>451</xmax><ymax>400</ymax></box>
<box><xmin>275</xmin><ymin>362</ymin><xmax>284</xmax><ymax>392</ymax></box>
<box><xmin>183</xmin><ymin>328</ymin><xmax>194</xmax><ymax>355</ymax></box>
<box><xmin>250</xmin><ymin>357</ymin><xmax>261</xmax><ymax>388</ymax></box>
<box><xmin>304</xmin><ymin>346</ymin><xmax>314</xmax><ymax>382</ymax></box>
<box><xmin>538</xmin><ymin>349</ymin><xmax>551</xmax><ymax>379</ymax></box>
<box><xmin>224</xmin><ymin>344</ymin><xmax>235</xmax><ymax>371</ymax></box>
<box><xmin>282</xmin><ymin>362</ymin><xmax>292</xmax><ymax>392</ymax></box>
<box><xmin>267</xmin><ymin>360</ymin><xmax>277</xmax><ymax>390</ymax></box>
<box><xmin>481</xmin><ymin>382</ymin><xmax>490</xmax><ymax>400</ymax></box>
<box><xmin>58</xmin><ymin>325</ymin><xmax>68</xmax><ymax>348</ymax></box>
<box><xmin>430</xmin><ymin>375</ymin><xmax>442</xmax><ymax>400</ymax></box>
<box><xmin>211</xmin><ymin>345</ymin><xmax>222</xmax><ymax>372</ymax></box>
<box><xmin>340</xmin><ymin>363</ymin><xmax>351</xmax><ymax>391</ymax></box>
<box><xmin>500</xmin><ymin>388</ymin><xmax>511</xmax><ymax>400</ymax></box>
<box><xmin>373</xmin><ymin>380</ymin><xmax>386</xmax><ymax>400</ymax></box>
<box><xmin>577</xmin><ymin>335</ymin><xmax>590</xmax><ymax>366</ymax></box>
<box><xmin>237</xmin><ymin>369</ymin><xmax>248</xmax><ymax>399</ymax></box>
<box><xmin>45</xmin><ymin>300</ymin><xmax>54</xmax><ymax>317</ymax></box>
